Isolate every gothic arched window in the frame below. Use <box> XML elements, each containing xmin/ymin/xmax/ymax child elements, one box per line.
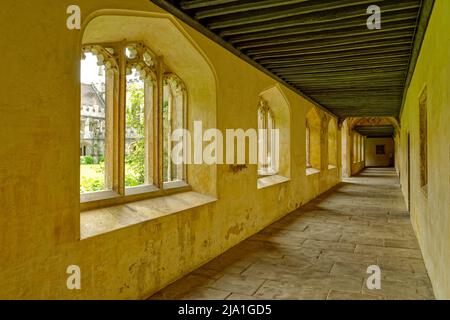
<box><xmin>258</xmin><ymin>99</ymin><xmax>277</xmax><ymax>176</ymax></box>
<box><xmin>80</xmin><ymin>42</ymin><xmax>187</xmax><ymax>203</ymax></box>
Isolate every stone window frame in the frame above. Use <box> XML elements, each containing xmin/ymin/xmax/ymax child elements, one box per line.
<box><xmin>361</xmin><ymin>136</ymin><xmax>365</xmax><ymax>161</ymax></box>
<box><xmin>305</xmin><ymin>107</ymin><xmax>322</xmax><ymax>173</ymax></box>
<box><xmin>306</xmin><ymin>122</ymin><xmax>311</xmax><ymax>168</ymax></box>
<box><xmin>257</xmin><ymin>98</ymin><xmax>278</xmax><ymax>177</ymax></box>
<box><xmin>352</xmin><ymin>133</ymin><xmax>358</xmax><ymax>164</ymax></box>
<box><xmin>80</xmin><ymin>41</ymin><xmax>189</xmax><ymax>211</ymax></box>
<box><xmin>359</xmin><ymin>135</ymin><xmax>362</xmax><ymax>162</ymax></box>
<box><xmin>327</xmin><ymin>118</ymin><xmax>337</xmax><ymax>167</ymax></box>
<box><xmin>419</xmin><ymin>87</ymin><xmax>428</xmax><ymax>194</ymax></box>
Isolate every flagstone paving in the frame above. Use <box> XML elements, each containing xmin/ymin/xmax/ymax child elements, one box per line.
<box><xmin>150</xmin><ymin>168</ymin><xmax>434</xmax><ymax>300</ymax></box>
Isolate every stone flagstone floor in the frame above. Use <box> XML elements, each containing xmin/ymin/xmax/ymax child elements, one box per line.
<box><xmin>150</xmin><ymin>168</ymin><xmax>434</xmax><ymax>300</ymax></box>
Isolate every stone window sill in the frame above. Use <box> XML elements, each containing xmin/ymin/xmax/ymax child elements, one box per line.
<box><xmin>80</xmin><ymin>181</ymin><xmax>192</xmax><ymax>211</ymax></box>
<box><xmin>80</xmin><ymin>191</ymin><xmax>217</xmax><ymax>239</ymax></box>
<box><xmin>257</xmin><ymin>175</ymin><xmax>290</xmax><ymax>189</ymax></box>
<box><xmin>306</xmin><ymin>167</ymin><xmax>320</xmax><ymax>176</ymax></box>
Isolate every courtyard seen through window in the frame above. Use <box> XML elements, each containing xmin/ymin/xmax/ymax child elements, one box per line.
<box><xmin>80</xmin><ymin>51</ymin><xmax>110</xmax><ymax>193</ymax></box>
<box><xmin>80</xmin><ymin>42</ymin><xmax>187</xmax><ymax>198</ymax></box>
<box><xmin>163</xmin><ymin>74</ymin><xmax>186</xmax><ymax>184</ymax></box>
<box><xmin>125</xmin><ymin>67</ymin><xmax>149</xmax><ymax>188</ymax></box>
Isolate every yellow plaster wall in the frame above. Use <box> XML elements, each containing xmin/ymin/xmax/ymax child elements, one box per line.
<box><xmin>351</xmin><ymin>161</ymin><xmax>365</xmax><ymax>176</ymax></box>
<box><xmin>351</xmin><ymin>132</ymin><xmax>365</xmax><ymax>175</ymax></box>
<box><xmin>341</xmin><ymin>120</ymin><xmax>352</xmax><ymax>178</ymax></box>
<box><xmin>398</xmin><ymin>0</ymin><xmax>450</xmax><ymax>299</ymax></box>
<box><xmin>365</xmin><ymin>138</ymin><xmax>395</xmax><ymax>167</ymax></box>
<box><xmin>340</xmin><ymin>119</ymin><xmax>365</xmax><ymax>177</ymax></box>
<box><xmin>0</xmin><ymin>1</ymin><xmax>341</xmax><ymax>299</ymax></box>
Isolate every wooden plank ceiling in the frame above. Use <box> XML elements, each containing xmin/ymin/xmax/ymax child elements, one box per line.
<box><xmin>355</xmin><ymin>125</ymin><xmax>395</xmax><ymax>137</ymax></box>
<box><xmin>151</xmin><ymin>0</ymin><xmax>434</xmax><ymax>126</ymax></box>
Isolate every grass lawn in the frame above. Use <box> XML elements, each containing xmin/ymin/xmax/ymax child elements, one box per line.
<box><xmin>80</xmin><ymin>163</ymin><xmax>144</xmax><ymax>193</ymax></box>
<box><xmin>80</xmin><ymin>164</ymin><xmax>105</xmax><ymax>193</ymax></box>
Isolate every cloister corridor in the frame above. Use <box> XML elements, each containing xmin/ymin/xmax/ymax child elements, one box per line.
<box><xmin>3</xmin><ymin>0</ymin><xmax>450</xmax><ymax>302</ymax></box>
<box><xmin>151</xmin><ymin>168</ymin><xmax>434</xmax><ymax>300</ymax></box>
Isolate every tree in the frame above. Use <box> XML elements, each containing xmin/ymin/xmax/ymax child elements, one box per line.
<box><xmin>125</xmin><ymin>82</ymin><xmax>145</xmax><ymax>186</ymax></box>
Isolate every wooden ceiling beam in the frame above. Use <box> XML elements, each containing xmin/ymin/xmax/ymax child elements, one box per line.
<box><xmin>275</xmin><ymin>63</ymin><xmax>409</xmax><ymax>76</ymax></box>
<box><xmin>220</xmin><ymin>1</ymin><xmax>420</xmax><ymax>37</ymax></box>
<box><xmin>291</xmin><ymin>78</ymin><xmax>405</xmax><ymax>86</ymax></box>
<box><xmin>195</xmin><ymin>0</ymin><xmax>310</xmax><ymax>19</ymax></box>
<box><xmin>150</xmin><ymin>0</ymin><xmax>337</xmax><ymax>118</ymax></box>
<box><xmin>251</xmin><ymin>41</ymin><xmax>412</xmax><ymax>60</ymax></box>
<box><xmin>302</xmin><ymin>86</ymin><xmax>404</xmax><ymax>91</ymax></box>
<box><xmin>238</xmin><ymin>23</ymin><xmax>414</xmax><ymax>51</ymax></box>
<box><xmin>272</xmin><ymin>58</ymin><xmax>410</xmax><ymax>73</ymax></box>
<box><xmin>288</xmin><ymin>75</ymin><xmax>406</xmax><ymax>84</ymax></box>
<box><xmin>243</xmin><ymin>31</ymin><xmax>413</xmax><ymax>55</ymax></box>
<box><xmin>267</xmin><ymin>54</ymin><xmax>410</xmax><ymax>69</ymax></box>
<box><xmin>230</xmin><ymin>12</ymin><xmax>418</xmax><ymax>43</ymax></box>
<box><xmin>341</xmin><ymin>114</ymin><xmax>398</xmax><ymax>118</ymax></box>
<box><xmin>354</xmin><ymin>125</ymin><xmax>395</xmax><ymax>136</ymax></box>
<box><xmin>180</xmin><ymin>0</ymin><xmax>239</xmax><ymax>10</ymax></box>
<box><xmin>151</xmin><ymin>0</ymin><xmax>428</xmax><ymax>118</ymax></box>
<box><xmin>355</xmin><ymin>125</ymin><xmax>395</xmax><ymax>129</ymax></box>
<box><xmin>259</xmin><ymin>47</ymin><xmax>412</xmax><ymax>65</ymax></box>
<box><xmin>208</xmin><ymin>0</ymin><xmax>378</xmax><ymax>29</ymax></box>
<box><xmin>315</xmin><ymin>97</ymin><xmax>402</xmax><ymax>102</ymax></box>
<box><xmin>306</xmin><ymin>88</ymin><xmax>404</xmax><ymax>95</ymax></box>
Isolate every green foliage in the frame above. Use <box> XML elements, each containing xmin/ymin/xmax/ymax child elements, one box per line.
<box><xmin>94</xmin><ymin>161</ymin><xmax>105</xmax><ymax>173</ymax></box>
<box><xmin>124</xmin><ymin>174</ymin><xmax>142</xmax><ymax>188</ymax></box>
<box><xmin>80</xmin><ymin>155</ymin><xmax>94</xmax><ymax>165</ymax></box>
<box><xmin>162</xmin><ymin>100</ymin><xmax>169</xmax><ymax>182</ymax></box>
<box><xmin>125</xmin><ymin>82</ymin><xmax>145</xmax><ymax>187</ymax></box>
<box><xmin>80</xmin><ymin>163</ymin><xmax>105</xmax><ymax>193</ymax></box>
<box><xmin>80</xmin><ymin>177</ymin><xmax>104</xmax><ymax>193</ymax></box>
<box><xmin>79</xmin><ymin>81</ymin><xmax>175</xmax><ymax>192</ymax></box>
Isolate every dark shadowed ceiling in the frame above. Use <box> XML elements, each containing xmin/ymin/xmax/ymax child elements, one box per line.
<box><xmin>151</xmin><ymin>0</ymin><xmax>434</xmax><ymax>122</ymax></box>
<box><xmin>355</xmin><ymin>125</ymin><xmax>395</xmax><ymax>137</ymax></box>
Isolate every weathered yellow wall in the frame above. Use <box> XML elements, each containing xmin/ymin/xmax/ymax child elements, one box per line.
<box><xmin>351</xmin><ymin>161</ymin><xmax>365</xmax><ymax>176</ymax></box>
<box><xmin>0</xmin><ymin>1</ymin><xmax>341</xmax><ymax>299</ymax></box>
<box><xmin>398</xmin><ymin>0</ymin><xmax>450</xmax><ymax>299</ymax></box>
<box><xmin>394</xmin><ymin>134</ymin><xmax>401</xmax><ymax>177</ymax></box>
<box><xmin>365</xmin><ymin>137</ymin><xmax>395</xmax><ymax>167</ymax></box>
<box><xmin>351</xmin><ymin>132</ymin><xmax>365</xmax><ymax>176</ymax></box>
